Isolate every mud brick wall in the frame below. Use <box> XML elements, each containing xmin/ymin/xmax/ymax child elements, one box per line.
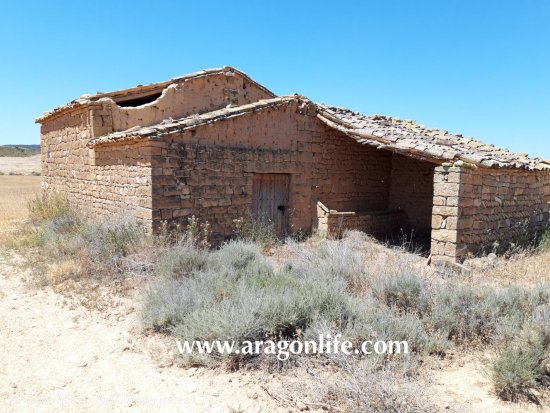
<box><xmin>40</xmin><ymin>107</ymin><xmax>153</xmax><ymax>224</ymax></box>
<box><xmin>88</xmin><ymin>71</ymin><xmax>274</xmax><ymax>137</ymax></box>
<box><xmin>431</xmin><ymin>164</ymin><xmax>550</xmax><ymax>261</ymax></box>
<box><xmin>389</xmin><ymin>154</ymin><xmax>435</xmax><ymax>235</ymax></box>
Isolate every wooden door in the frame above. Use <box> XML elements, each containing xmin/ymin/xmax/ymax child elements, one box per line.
<box><xmin>252</xmin><ymin>174</ymin><xmax>290</xmax><ymax>238</ymax></box>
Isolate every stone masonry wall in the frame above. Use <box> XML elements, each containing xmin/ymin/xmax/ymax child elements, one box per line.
<box><xmin>389</xmin><ymin>154</ymin><xmax>435</xmax><ymax>236</ymax></box>
<box><xmin>317</xmin><ymin>201</ymin><xmax>409</xmax><ymax>238</ymax></box>
<box><xmin>41</xmin><ymin>99</ymin><xmax>549</xmax><ymax>262</ymax></box>
<box><xmin>313</xmin><ymin>131</ymin><xmax>392</xmax><ymax>212</ymax></box>
<box><xmin>149</xmin><ymin>101</ymin><xmax>395</xmax><ymax>243</ymax></box>
<box><xmin>40</xmin><ymin>107</ymin><xmax>153</xmax><ymax>224</ymax></box>
<box><xmin>431</xmin><ymin>164</ymin><xmax>550</xmax><ymax>261</ymax></box>
<box><xmin>40</xmin><ymin>99</ymin><xmax>396</xmax><ymax>241</ymax></box>
<box><xmin>430</xmin><ymin>165</ymin><xmax>463</xmax><ymax>259</ymax></box>
<box><xmin>457</xmin><ymin>166</ymin><xmax>550</xmax><ymax>258</ymax></box>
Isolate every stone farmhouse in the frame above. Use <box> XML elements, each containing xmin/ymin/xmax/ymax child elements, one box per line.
<box><xmin>37</xmin><ymin>67</ymin><xmax>550</xmax><ymax>262</ymax></box>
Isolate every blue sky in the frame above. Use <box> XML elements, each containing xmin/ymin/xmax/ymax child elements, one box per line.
<box><xmin>1</xmin><ymin>0</ymin><xmax>549</xmax><ymax>158</ymax></box>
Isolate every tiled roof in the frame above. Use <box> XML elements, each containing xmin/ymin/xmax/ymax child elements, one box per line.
<box><xmin>316</xmin><ymin>105</ymin><xmax>549</xmax><ymax>171</ymax></box>
<box><xmin>88</xmin><ymin>96</ymin><xmax>301</xmax><ymax>147</ymax></box>
<box><xmin>84</xmin><ymin>80</ymin><xmax>549</xmax><ymax>171</ymax></box>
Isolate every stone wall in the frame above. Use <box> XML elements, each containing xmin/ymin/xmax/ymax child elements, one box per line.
<box><xmin>313</xmin><ymin>131</ymin><xmax>392</xmax><ymax>212</ymax></box>
<box><xmin>389</xmin><ymin>154</ymin><xmax>435</xmax><ymax>236</ymax></box>
<box><xmin>317</xmin><ymin>202</ymin><xmax>409</xmax><ymax>238</ymax></box>
<box><xmin>431</xmin><ymin>163</ymin><xmax>550</xmax><ymax>261</ymax></box>
<box><xmin>430</xmin><ymin>165</ymin><xmax>463</xmax><ymax>259</ymax></box>
<box><xmin>40</xmin><ymin>107</ymin><xmax>153</xmax><ymax>224</ymax></box>
<box><xmin>40</xmin><ymin>93</ymin><xmax>549</xmax><ymax>262</ymax></box>
<box><xmin>148</xmin><ymin>101</ymin><xmax>396</xmax><ymax>243</ymax></box>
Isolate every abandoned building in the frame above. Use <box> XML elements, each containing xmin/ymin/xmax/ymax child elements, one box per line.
<box><xmin>37</xmin><ymin>66</ymin><xmax>550</xmax><ymax>262</ymax></box>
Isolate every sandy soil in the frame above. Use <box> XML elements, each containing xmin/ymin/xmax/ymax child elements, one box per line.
<box><xmin>2</xmin><ymin>248</ymin><xmax>548</xmax><ymax>413</ymax></box>
<box><xmin>430</xmin><ymin>351</ymin><xmax>550</xmax><ymax>412</ymax></box>
<box><xmin>0</xmin><ymin>154</ymin><xmax>41</xmax><ymax>175</ymax></box>
<box><xmin>0</xmin><ymin>253</ymin><xmax>298</xmax><ymax>413</ymax></box>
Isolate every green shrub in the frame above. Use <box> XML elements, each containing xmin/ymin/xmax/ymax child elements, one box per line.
<box><xmin>233</xmin><ymin>215</ymin><xmax>279</xmax><ymax>249</ymax></box>
<box><xmin>372</xmin><ymin>273</ymin><xmax>430</xmax><ymax>315</ymax></box>
<box><xmin>428</xmin><ymin>286</ymin><xmax>488</xmax><ymax>343</ymax></box>
<box><xmin>136</xmin><ymin>226</ymin><xmax>550</xmax><ymax>371</ymax></box>
<box><xmin>155</xmin><ymin>241</ymin><xmax>209</xmax><ymax>279</ymax></box>
<box><xmin>28</xmin><ymin>193</ymin><xmax>73</xmax><ymax>223</ymax></box>
<box><xmin>142</xmin><ymin>240</ymin><xmax>365</xmax><ymax>364</ymax></box>
<box><xmin>492</xmin><ymin>341</ymin><xmax>547</xmax><ymax>401</ymax></box>
<box><xmin>538</xmin><ymin>230</ymin><xmax>550</xmax><ymax>251</ymax></box>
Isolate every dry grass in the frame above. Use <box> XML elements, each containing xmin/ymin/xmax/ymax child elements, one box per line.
<box><xmin>0</xmin><ymin>154</ymin><xmax>41</xmax><ymax>175</ymax></box>
<box><xmin>0</xmin><ymin>176</ymin><xmax>41</xmax><ymax>229</ymax></box>
<box><xmin>8</xmin><ymin>191</ymin><xmax>550</xmax><ymax>409</ymax></box>
<box><xmin>464</xmin><ymin>250</ymin><xmax>550</xmax><ymax>286</ymax></box>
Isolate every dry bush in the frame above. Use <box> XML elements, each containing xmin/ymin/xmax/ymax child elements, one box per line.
<box><xmin>143</xmin><ymin>239</ymin><xmax>363</xmax><ymax>366</ymax></box>
<box><xmin>492</xmin><ymin>324</ymin><xmax>550</xmax><ymax>402</ymax></box>
<box><xmin>27</xmin><ymin>193</ymin><xmax>72</xmax><ymax>222</ymax></box>
<box><xmin>142</xmin><ymin>228</ymin><xmax>550</xmax><ymax>375</ymax></box>
<box><xmin>14</xmin><ymin>195</ymin><xmax>161</xmax><ymax>309</ymax></box>
<box><xmin>233</xmin><ymin>214</ymin><xmax>279</xmax><ymax>251</ymax></box>
<box><xmin>466</xmin><ymin>250</ymin><xmax>550</xmax><ymax>285</ymax></box>
<box><xmin>323</xmin><ymin>361</ymin><xmax>438</xmax><ymax>413</ymax></box>
<box><xmin>143</xmin><ymin>232</ymin><xmax>449</xmax><ymax>368</ymax></box>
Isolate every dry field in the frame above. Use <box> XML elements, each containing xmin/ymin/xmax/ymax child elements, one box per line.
<box><xmin>0</xmin><ymin>154</ymin><xmax>41</xmax><ymax>175</ymax></box>
<box><xmin>0</xmin><ymin>176</ymin><xmax>41</xmax><ymax>229</ymax></box>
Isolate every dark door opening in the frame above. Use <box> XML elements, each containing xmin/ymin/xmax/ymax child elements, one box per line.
<box><xmin>252</xmin><ymin>174</ymin><xmax>290</xmax><ymax>238</ymax></box>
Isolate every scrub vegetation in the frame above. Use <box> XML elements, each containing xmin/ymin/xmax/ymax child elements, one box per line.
<box><xmin>9</xmin><ymin>194</ymin><xmax>550</xmax><ymax>411</ymax></box>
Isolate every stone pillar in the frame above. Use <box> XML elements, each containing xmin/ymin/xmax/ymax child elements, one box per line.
<box><xmin>431</xmin><ymin>164</ymin><xmax>462</xmax><ymax>261</ymax></box>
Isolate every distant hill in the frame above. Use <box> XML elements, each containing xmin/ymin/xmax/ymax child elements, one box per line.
<box><xmin>0</xmin><ymin>145</ymin><xmax>40</xmax><ymax>157</ymax></box>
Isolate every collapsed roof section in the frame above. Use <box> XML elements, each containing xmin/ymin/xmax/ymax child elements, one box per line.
<box><xmin>36</xmin><ymin>67</ymin><xmax>276</xmax><ymax>123</ymax></box>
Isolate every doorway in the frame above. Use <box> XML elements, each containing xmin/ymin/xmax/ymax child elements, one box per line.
<box><xmin>252</xmin><ymin>174</ymin><xmax>290</xmax><ymax>238</ymax></box>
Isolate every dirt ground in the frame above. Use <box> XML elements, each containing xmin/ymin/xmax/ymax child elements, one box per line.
<box><xmin>3</xmin><ymin>249</ymin><xmax>549</xmax><ymax>413</ymax></box>
<box><xmin>0</xmin><ymin>252</ymin><xmax>300</xmax><ymax>412</ymax></box>
<box><xmin>1</xmin><ymin>173</ymin><xmax>549</xmax><ymax>412</ymax></box>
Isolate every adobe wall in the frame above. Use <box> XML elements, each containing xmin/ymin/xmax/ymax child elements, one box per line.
<box><xmin>89</xmin><ymin>72</ymin><xmax>274</xmax><ymax>137</ymax></box>
<box><xmin>388</xmin><ymin>154</ymin><xmax>435</xmax><ymax>236</ymax></box>
<box><xmin>431</xmin><ymin>164</ymin><xmax>550</xmax><ymax>261</ymax></box>
<box><xmin>40</xmin><ymin>107</ymin><xmax>153</xmax><ymax>223</ymax></box>
<box><xmin>150</xmin><ymin>101</ymin><xmax>395</xmax><ymax>243</ymax></box>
